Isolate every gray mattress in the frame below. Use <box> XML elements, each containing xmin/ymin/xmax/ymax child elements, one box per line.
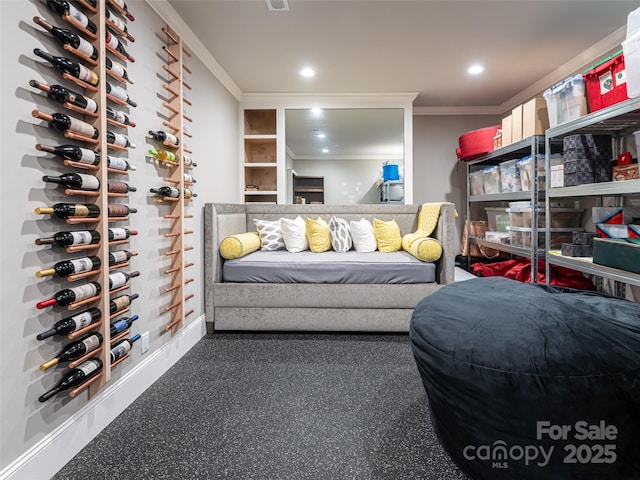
<box><xmin>222</xmin><ymin>250</ymin><xmax>436</xmax><ymax>284</ymax></box>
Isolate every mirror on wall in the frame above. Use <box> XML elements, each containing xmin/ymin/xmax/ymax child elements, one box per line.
<box><xmin>285</xmin><ymin>108</ymin><xmax>404</xmax><ymax>205</ymax></box>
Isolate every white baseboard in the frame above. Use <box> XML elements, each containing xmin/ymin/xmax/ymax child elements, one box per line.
<box><xmin>0</xmin><ymin>315</ymin><xmax>206</xmax><ymax>480</ymax></box>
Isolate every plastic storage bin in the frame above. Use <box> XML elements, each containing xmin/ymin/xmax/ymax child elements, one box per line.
<box><xmin>509</xmin><ymin>226</ymin><xmax>576</xmax><ymax>249</ymax></box>
<box><xmin>584</xmin><ymin>52</ymin><xmax>628</xmax><ymax>112</ymax></box>
<box><xmin>623</xmin><ymin>30</ymin><xmax>640</xmax><ymax>98</ymax></box>
<box><xmin>382</xmin><ymin>163</ymin><xmax>400</xmax><ymax>181</ymax></box>
<box><xmin>485</xmin><ymin>207</ymin><xmax>509</xmax><ymax>232</ymax></box>
<box><xmin>507</xmin><ymin>207</ymin><xmax>581</xmax><ymax>229</ymax></box>
<box><xmin>469</xmin><ymin>170</ymin><xmax>485</xmax><ymax>196</ymax></box>
<box><xmin>499</xmin><ymin>159</ymin><xmax>521</xmax><ymax>192</ymax></box>
<box><xmin>482</xmin><ymin>165</ymin><xmax>501</xmax><ymax>194</ymax></box>
<box><xmin>543</xmin><ymin>74</ymin><xmax>587</xmax><ymax>128</ymax></box>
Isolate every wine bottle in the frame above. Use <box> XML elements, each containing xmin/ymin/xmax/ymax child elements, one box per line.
<box><xmin>106</xmin><ymin>82</ymin><xmax>136</xmax><ymax>106</ymax></box>
<box><xmin>148</xmin><ymin>149</ymin><xmax>176</xmax><ymax>163</ymax></box>
<box><xmin>35</xmin><ymin>143</ymin><xmax>99</xmax><ymax>165</ymax></box>
<box><xmin>110</xmin><ymin>0</ymin><xmax>135</xmax><ymax>21</ymax></box>
<box><xmin>109</xmin><ymin>270</ymin><xmax>140</xmax><ymax>289</ymax></box>
<box><xmin>109</xmin><ymin>314</ymin><xmax>139</xmax><ymax>336</ymax></box>
<box><xmin>33</xmin><ymin>16</ymin><xmax>98</xmax><ymax>60</ymax></box>
<box><xmin>38</xmin><ymin>358</ymin><xmax>102</xmax><ymax>402</ymax></box>
<box><xmin>108</xmin><ymin>227</ymin><xmax>137</xmax><ymax>241</ymax></box>
<box><xmin>107</xmin><ymin>204</ymin><xmax>137</xmax><ymax>217</ymax></box>
<box><xmin>105</xmin><ymin>30</ymin><xmax>134</xmax><ymax>62</ymax></box>
<box><xmin>109</xmin><ymin>249</ymin><xmax>133</xmax><ymax>265</ymax></box>
<box><xmin>42</xmin><ymin>173</ymin><xmax>100</xmax><ymax>191</ymax></box>
<box><xmin>39</xmin><ymin>333</ymin><xmax>103</xmax><ymax>371</ymax></box>
<box><xmin>106</xmin><ymin>156</ymin><xmax>136</xmax><ymax>172</ymax></box>
<box><xmin>110</xmin><ymin>334</ymin><xmax>140</xmax><ymax>363</ymax></box>
<box><xmin>105</xmin><ymin>9</ymin><xmax>134</xmax><ymax>41</ymax></box>
<box><xmin>183</xmin><ymin>154</ymin><xmax>197</xmax><ymax>167</ymax></box>
<box><xmin>150</xmin><ymin>186</ymin><xmax>179</xmax><ymax>198</ymax></box>
<box><xmin>105</xmin><ymin>57</ymin><xmax>134</xmax><ymax>84</ymax></box>
<box><xmin>107</xmin><ymin>182</ymin><xmax>136</xmax><ymax>194</ymax></box>
<box><xmin>33</xmin><ymin>49</ymin><xmax>99</xmax><ymax>86</ymax></box>
<box><xmin>148</xmin><ymin>130</ymin><xmax>179</xmax><ymax>147</ymax></box>
<box><xmin>32</xmin><ymin>110</ymin><xmax>99</xmax><ymax>139</ymax></box>
<box><xmin>37</xmin><ymin>308</ymin><xmax>101</xmax><ymax>340</ymax></box>
<box><xmin>106</xmin><ymin>131</ymin><xmax>135</xmax><ymax>148</ymax></box>
<box><xmin>35</xmin><ymin>203</ymin><xmax>100</xmax><ymax>219</ymax></box>
<box><xmin>106</xmin><ymin>107</ymin><xmax>135</xmax><ymax>127</ymax></box>
<box><xmin>36</xmin><ymin>255</ymin><xmax>101</xmax><ymax>278</ymax></box>
<box><xmin>183</xmin><ymin>173</ymin><xmax>196</xmax><ymax>183</ymax></box>
<box><xmin>183</xmin><ymin>188</ymin><xmax>197</xmax><ymax>199</ymax></box>
<box><xmin>29</xmin><ymin>80</ymin><xmax>98</xmax><ymax>115</ymax></box>
<box><xmin>36</xmin><ymin>282</ymin><xmax>101</xmax><ymax>309</ymax></box>
<box><xmin>110</xmin><ymin>294</ymin><xmax>138</xmax><ymax>314</ymax></box>
<box><xmin>35</xmin><ymin>230</ymin><xmax>100</xmax><ymax>247</ymax></box>
<box><xmin>45</xmin><ymin>0</ymin><xmax>98</xmax><ymax>35</ymax></box>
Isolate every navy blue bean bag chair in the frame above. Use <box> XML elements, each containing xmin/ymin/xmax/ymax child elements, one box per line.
<box><xmin>410</xmin><ymin>277</ymin><xmax>640</xmax><ymax>479</ymax></box>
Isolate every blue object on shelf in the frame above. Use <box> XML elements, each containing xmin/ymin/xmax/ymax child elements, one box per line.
<box><xmin>382</xmin><ymin>162</ymin><xmax>399</xmax><ymax>181</ymax></box>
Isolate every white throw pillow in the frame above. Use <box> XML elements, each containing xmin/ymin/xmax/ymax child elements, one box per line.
<box><xmin>280</xmin><ymin>216</ymin><xmax>309</xmax><ymax>253</ymax></box>
<box><xmin>253</xmin><ymin>219</ymin><xmax>285</xmax><ymax>251</ymax></box>
<box><xmin>349</xmin><ymin>218</ymin><xmax>377</xmax><ymax>252</ymax></box>
<box><xmin>329</xmin><ymin>216</ymin><xmax>352</xmax><ymax>252</ymax></box>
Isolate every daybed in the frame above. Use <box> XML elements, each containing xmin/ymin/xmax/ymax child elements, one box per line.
<box><xmin>204</xmin><ymin>202</ymin><xmax>456</xmax><ymax>333</ymax></box>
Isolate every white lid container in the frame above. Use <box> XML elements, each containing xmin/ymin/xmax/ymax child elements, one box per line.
<box><xmin>623</xmin><ymin>30</ymin><xmax>640</xmax><ymax>98</ymax></box>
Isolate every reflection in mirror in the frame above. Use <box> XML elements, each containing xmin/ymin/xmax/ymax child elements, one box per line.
<box><xmin>285</xmin><ymin>108</ymin><xmax>404</xmax><ymax>205</ymax></box>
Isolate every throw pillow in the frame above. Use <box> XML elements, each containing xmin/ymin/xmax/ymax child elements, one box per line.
<box><xmin>280</xmin><ymin>216</ymin><xmax>309</xmax><ymax>253</ymax></box>
<box><xmin>328</xmin><ymin>216</ymin><xmax>352</xmax><ymax>252</ymax></box>
<box><xmin>349</xmin><ymin>218</ymin><xmax>377</xmax><ymax>252</ymax></box>
<box><xmin>219</xmin><ymin>232</ymin><xmax>261</xmax><ymax>259</ymax></box>
<box><xmin>253</xmin><ymin>219</ymin><xmax>285</xmax><ymax>251</ymax></box>
<box><xmin>305</xmin><ymin>217</ymin><xmax>332</xmax><ymax>253</ymax></box>
<box><xmin>373</xmin><ymin>218</ymin><xmax>402</xmax><ymax>252</ymax></box>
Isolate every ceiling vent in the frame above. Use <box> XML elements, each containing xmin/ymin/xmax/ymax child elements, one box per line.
<box><xmin>266</xmin><ymin>0</ymin><xmax>290</xmax><ymax>11</ymax></box>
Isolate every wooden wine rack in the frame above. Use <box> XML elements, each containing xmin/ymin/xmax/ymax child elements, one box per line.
<box><xmin>151</xmin><ymin>25</ymin><xmax>195</xmax><ymax>336</ymax></box>
<box><xmin>30</xmin><ymin>1</ymin><xmax>138</xmax><ymax>401</ymax></box>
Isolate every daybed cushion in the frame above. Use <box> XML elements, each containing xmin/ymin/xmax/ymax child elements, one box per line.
<box><xmin>328</xmin><ymin>216</ymin><xmax>352</xmax><ymax>252</ymax></box>
<box><xmin>350</xmin><ymin>218</ymin><xmax>377</xmax><ymax>252</ymax></box>
<box><xmin>219</xmin><ymin>232</ymin><xmax>261</xmax><ymax>260</ymax></box>
<box><xmin>222</xmin><ymin>250</ymin><xmax>436</xmax><ymax>284</ymax></box>
<box><xmin>253</xmin><ymin>219</ymin><xmax>285</xmax><ymax>251</ymax></box>
<box><xmin>305</xmin><ymin>217</ymin><xmax>332</xmax><ymax>253</ymax></box>
<box><xmin>280</xmin><ymin>216</ymin><xmax>309</xmax><ymax>253</ymax></box>
<box><xmin>373</xmin><ymin>218</ymin><xmax>402</xmax><ymax>252</ymax></box>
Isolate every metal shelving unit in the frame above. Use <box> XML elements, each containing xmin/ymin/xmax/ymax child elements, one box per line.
<box><xmin>466</xmin><ymin>135</ymin><xmax>549</xmax><ymax>282</ymax></box>
<box><xmin>544</xmin><ymin>96</ymin><xmax>640</xmax><ymax>292</ymax></box>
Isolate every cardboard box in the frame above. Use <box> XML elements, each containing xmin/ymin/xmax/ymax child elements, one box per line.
<box><xmin>593</xmin><ymin>237</ymin><xmax>640</xmax><ymax>274</ymax></box>
<box><xmin>511</xmin><ymin>104</ymin><xmax>523</xmax><ymax>143</ymax></box>
<box><xmin>522</xmin><ymin>97</ymin><xmax>550</xmax><ymax>138</ymax></box>
<box><xmin>613</xmin><ymin>163</ymin><xmax>639</xmax><ymax>181</ymax></box>
<box><xmin>501</xmin><ymin>115</ymin><xmax>512</xmax><ymax>147</ymax></box>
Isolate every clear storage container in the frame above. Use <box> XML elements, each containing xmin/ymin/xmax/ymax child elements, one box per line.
<box><xmin>499</xmin><ymin>159</ymin><xmax>521</xmax><ymax>192</ymax></box>
<box><xmin>485</xmin><ymin>207</ymin><xmax>510</xmax><ymax>232</ymax></box>
<box><xmin>507</xmin><ymin>207</ymin><xmax>582</xmax><ymax>229</ymax></box>
<box><xmin>482</xmin><ymin>165</ymin><xmax>501</xmax><ymax>194</ymax></box>
<box><xmin>509</xmin><ymin>226</ymin><xmax>578</xmax><ymax>249</ymax></box>
<box><xmin>469</xmin><ymin>170</ymin><xmax>485</xmax><ymax>196</ymax></box>
<box><xmin>543</xmin><ymin>74</ymin><xmax>587</xmax><ymax>128</ymax></box>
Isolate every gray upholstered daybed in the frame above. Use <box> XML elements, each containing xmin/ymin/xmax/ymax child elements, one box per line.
<box><xmin>204</xmin><ymin>202</ymin><xmax>456</xmax><ymax>333</ymax></box>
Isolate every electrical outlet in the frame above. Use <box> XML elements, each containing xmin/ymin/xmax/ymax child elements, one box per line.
<box><xmin>140</xmin><ymin>331</ymin><xmax>149</xmax><ymax>354</ymax></box>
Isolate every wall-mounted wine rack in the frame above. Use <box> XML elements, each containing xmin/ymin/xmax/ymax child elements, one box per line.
<box><xmin>148</xmin><ymin>25</ymin><xmax>195</xmax><ymax>336</ymax></box>
<box><xmin>30</xmin><ymin>0</ymin><xmax>139</xmax><ymax>402</ymax></box>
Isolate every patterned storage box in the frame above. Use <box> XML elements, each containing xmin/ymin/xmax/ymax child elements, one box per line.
<box><xmin>564</xmin><ymin>158</ymin><xmax>612</xmax><ymax>186</ymax></box>
<box><xmin>563</xmin><ymin>134</ymin><xmax>612</xmax><ymax>161</ymax></box>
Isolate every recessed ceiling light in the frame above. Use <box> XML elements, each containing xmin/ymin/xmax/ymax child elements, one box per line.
<box><xmin>299</xmin><ymin>67</ymin><xmax>316</xmax><ymax>78</ymax></box>
<box><xmin>311</xmin><ymin>108</ymin><xmax>323</xmax><ymax>114</ymax></box>
<box><xmin>316</xmin><ymin>133</ymin><xmax>326</xmax><ymax>139</ymax></box>
<box><xmin>467</xmin><ymin>64</ymin><xmax>485</xmax><ymax>75</ymax></box>
<box><xmin>322</xmin><ymin>148</ymin><xmax>329</xmax><ymax>153</ymax></box>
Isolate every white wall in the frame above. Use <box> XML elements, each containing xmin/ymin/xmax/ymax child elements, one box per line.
<box><xmin>292</xmin><ymin>159</ymin><xmax>383</xmax><ymax>204</ymax></box>
<box><xmin>0</xmin><ymin>0</ymin><xmax>239</xmax><ymax>476</ymax></box>
<box><xmin>412</xmin><ymin>114</ymin><xmax>501</xmax><ymax>252</ymax></box>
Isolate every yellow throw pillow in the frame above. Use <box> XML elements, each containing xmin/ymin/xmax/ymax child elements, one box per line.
<box><xmin>373</xmin><ymin>218</ymin><xmax>401</xmax><ymax>252</ymax></box>
<box><xmin>403</xmin><ymin>235</ymin><xmax>443</xmax><ymax>262</ymax></box>
<box><xmin>219</xmin><ymin>232</ymin><xmax>261</xmax><ymax>259</ymax></box>
<box><xmin>305</xmin><ymin>217</ymin><xmax>332</xmax><ymax>253</ymax></box>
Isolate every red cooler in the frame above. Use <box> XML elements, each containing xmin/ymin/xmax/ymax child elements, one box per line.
<box><xmin>456</xmin><ymin>125</ymin><xmax>501</xmax><ymax>161</ymax></box>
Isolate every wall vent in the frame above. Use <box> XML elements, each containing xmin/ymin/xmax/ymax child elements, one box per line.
<box><xmin>266</xmin><ymin>0</ymin><xmax>290</xmax><ymax>11</ymax></box>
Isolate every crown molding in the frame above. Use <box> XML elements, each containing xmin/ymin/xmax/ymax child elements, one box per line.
<box><xmin>291</xmin><ymin>154</ymin><xmax>404</xmax><ymax>161</ymax></box>
<box><xmin>413</xmin><ymin>106</ymin><xmax>503</xmax><ymax>116</ymax></box>
<box><xmin>145</xmin><ymin>0</ymin><xmax>243</xmax><ymax>101</ymax></box>
<box><xmin>241</xmin><ymin>92</ymin><xmax>418</xmax><ymax>108</ymax></box>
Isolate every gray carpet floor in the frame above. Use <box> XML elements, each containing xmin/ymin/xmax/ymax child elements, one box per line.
<box><xmin>53</xmin><ymin>333</ymin><xmax>468</xmax><ymax>480</ymax></box>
